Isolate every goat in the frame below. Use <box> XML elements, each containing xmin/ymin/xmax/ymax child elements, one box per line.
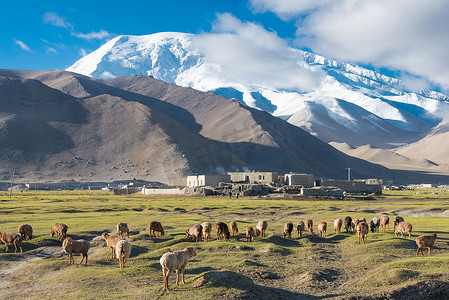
<box><xmin>305</xmin><ymin>218</ymin><xmax>313</xmax><ymax>235</ymax></box>
<box><xmin>50</xmin><ymin>223</ymin><xmax>68</xmax><ymax>240</ymax></box>
<box><xmin>160</xmin><ymin>247</ymin><xmax>196</xmax><ymax>292</ymax></box>
<box><xmin>256</xmin><ymin>220</ymin><xmax>268</xmax><ymax>238</ymax></box>
<box><xmin>379</xmin><ymin>215</ymin><xmax>390</xmax><ymax>232</ymax></box>
<box><xmin>344</xmin><ymin>216</ymin><xmax>352</xmax><ymax>233</ymax></box>
<box><xmin>149</xmin><ymin>221</ymin><xmax>165</xmax><ymax>238</ymax></box>
<box><xmin>416</xmin><ymin>233</ymin><xmax>437</xmax><ymax>256</ymax></box>
<box><xmin>115</xmin><ymin>239</ymin><xmax>132</xmax><ymax>268</ymax></box>
<box><xmin>186</xmin><ymin>224</ymin><xmax>202</xmax><ymax>242</ymax></box>
<box><xmin>283</xmin><ymin>222</ymin><xmax>293</xmax><ymax>239</ymax></box>
<box><xmin>216</xmin><ymin>222</ymin><xmax>230</xmax><ymax>240</ymax></box>
<box><xmin>297</xmin><ymin>221</ymin><xmax>305</xmax><ymax>237</ymax></box>
<box><xmin>370</xmin><ymin>217</ymin><xmax>380</xmax><ymax>233</ymax></box>
<box><xmin>318</xmin><ymin>221</ymin><xmax>327</xmax><ymax>238</ymax></box>
<box><xmin>18</xmin><ymin>224</ymin><xmax>33</xmax><ymax>241</ymax></box>
<box><xmin>357</xmin><ymin>222</ymin><xmax>369</xmax><ymax>244</ymax></box>
<box><xmin>201</xmin><ymin>222</ymin><xmax>211</xmax><ymax>242</ymax></box>
<box><xmin>246</xmin><ymin>227</ymin><xmax>255</xmax><ymax>242</ymax></box>
<box><xmin>1</xmin><ymin>232</ymin><xmax>23</xmax><ymax>253</ymax></box>
<box><xmin>101</xmin><ymin>232</ymin><xmax>122</xmax><ymax>258</ymax></box>
<box><xmin>393</xmin><ymin>216</ymin><xmax>405</xmax><ymax>231</ymax></box>
<box><xmin>116</xmin><ymin>222</ymin><xmax>129</xmax><ymax>238</ymax></box>
<box><xmin>334</xmin><ymin>218</ymin><xmax>342</xmax><ymax>234</ymax></box>
<box><xmin>230</xmin><ymin>221</ymin><xmax>238</xmax><ymax>236</ymax></box>
<box><xmin>395</xmin><ymin>222</ymin><xmax>413</xmax><ymax>239</ymax></box>
<box><xmin>62</xmin><ymin>237</ymin><xmax>90</xmax><ymax>265</ymax></box>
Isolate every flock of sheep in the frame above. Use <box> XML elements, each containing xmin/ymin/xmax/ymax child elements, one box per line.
<box><xmin>0</xmin><ymin>215</ymin><xmax>439</xmax><ymax>292</ymax></box>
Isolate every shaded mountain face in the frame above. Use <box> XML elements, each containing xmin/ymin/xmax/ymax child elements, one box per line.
<box><xmin>1</xmin><ymin>69</ymin><xmax>448</xmax><ymax>184</ymax></box>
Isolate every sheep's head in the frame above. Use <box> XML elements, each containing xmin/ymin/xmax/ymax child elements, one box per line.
<box><xmin>101</xmin><ymin>232</ymin><xmax>109</xmax><ymax>240</ymax></box>
<box><xmin>161</xmin><ymin>228</ymin><xmax>165</xmax><ymax>236</ymax></box>
<box><xmin>50</xmin><ymin>229</ymin><xmax>55</xmax><ymax>237</ymax></box>
<box><xmin>186</xmin><ymin>229</ymin><xmax>190</xmax><ymax>237</ymax></box>
<box><xmin>225</xmin><ymin>232</ymin><xmax>230</xmax><ymax>240</ymax></box>
<box><xmin>184</xmin><ymin>247</ymin><xmax>196</xmax><ymax>257</ymax></box>
<box><xmin>255</xmin><ymin>229</ymin><xmax>261</xmax><ymax>237</ymax></box>
<box><xmin>431</xmin><ymin>233</ymin><xmax>438</xmax><ymax>240</ymax></box>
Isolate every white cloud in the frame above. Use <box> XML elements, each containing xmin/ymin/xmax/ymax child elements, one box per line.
<box><xmin>251</xmin><ymin>0</ymin><xmax>449</xmax><ymax>91</ymax></box>
<box><xmin>43</xmin><ymin>12</ymin><xmax>72</xmax><ymax>29</ymax></box>
<box><xmin>13</xmin><ymin>39</ymin><xmax>32</xmax><ymax>52</ymax></box>
<box><xmin>79</xmin><ymin>48</ymin><xmax>88</xmax><ymax>57</ymax></box>
<box><xmin>192</xmin><ymin>13</ymin><xmax>323</xmax><ymax>92</ymax></box>
<box><xmin>71</xmin><ymin>30</ymin><xmax>111</xmax><ymax>41</ymax></box>
<box><xmin>46</xmin><ymin>47</ymin><xmax>57</xmax><ymax>54</ymax></box>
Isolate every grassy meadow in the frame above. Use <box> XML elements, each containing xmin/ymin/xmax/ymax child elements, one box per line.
<box><xmin>0</xmin><ymin>190</ymin><xmax>448</xmax><ymax>299</ymax></box>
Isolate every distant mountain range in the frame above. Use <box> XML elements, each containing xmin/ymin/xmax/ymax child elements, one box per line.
<box><xmin>66</xmin><ymin>32</ymin><xmax>449</xmax><ymax>176</ymax></box>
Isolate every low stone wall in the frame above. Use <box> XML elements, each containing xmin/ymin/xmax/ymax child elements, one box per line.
<box><xmin>142</xmin><ymin>187</ymin><xmax>186</xmax><ymax>195</ymax></box>
<box><xmin>301</xmin><ymin>187</ymin><xmax>344</xmax><ymax>197</ymax></box>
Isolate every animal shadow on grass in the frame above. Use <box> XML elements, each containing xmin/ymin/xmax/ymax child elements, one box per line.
<box><xmin>266</xmin><ymin>235</ymin><xmax>300</xmax><ymax>247</ymax></box>
<box><xmin>131</xmin><ymin>245</ymin><xmax>150</xmax><ymax>257</ymax></box>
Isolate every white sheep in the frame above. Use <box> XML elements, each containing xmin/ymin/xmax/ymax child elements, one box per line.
<box><xmin>115</xmin><ymin>239</ymin><xmax>132</xmax><ymax>268</ymax></box>
<box><xmin>160</xmin><ymin>247</ymin><xmax>196</xmax><ymax>292</ymax></box>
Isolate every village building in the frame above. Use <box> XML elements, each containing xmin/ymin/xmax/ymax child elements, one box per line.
<box><xmin>186</xmin><ymin>175</ymin><xmax>231</xmax><ymax>187</ymax></box>
<box><xmin>321</xmin><ymin>179</ymin><xmax>382</xmax><ymax>194</ymax></box>
<box><xmin>284</xmin><ymin>173</ymin><xmax>315</xmax><ymax>187</ymax></box>
<box><xmin>228</xmin><ymin>171</ymin><xmax>278</xmax><ymax>184</ymax></box>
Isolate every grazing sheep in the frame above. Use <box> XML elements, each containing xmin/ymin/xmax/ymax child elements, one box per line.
<box><xmin>283</xmin><ymin>222</ymin><xmax>294</xmax><ymax>239</ymax></box>
<box><xmin>101</xmin><ymin>232</ymin><xmax>122</xmax><ymax>258</ymax></box>
<box><xmin>116</xmin><ymin>222</ymin><xmax>130</xmax><ymax>238</ymax></box>
<box><xmin>379</xmin><ymin>215</ymin><xmax>390</xmax><ymax>232</ymax></box>
<box><xmin>246</xmin><ymin>227</ymin><xmax>255</xmax><ymax>242</ymax></box>
<box><xmin>416</xmin><ymin>233</ymin><xmax>437</xmax><ymax>256</ymax></box>
<box><xmin>359</xmin><ymin>217</ymin><xmax>367</xmax><ymax>223</ymax></box>
<box><xmin>149</xmin><ymin>221</ymin><xmax>165</xmax><ymax>238</ymax></box>
<box><xmin>216</xmin><ymin>222</ymin><xmax>230</xmax><ymax>240</ymax></box>
<box><xmin>230</xmin><ymin>221</ymin><xmax>239</xmax><ymax>236</ymax></box>
<box><xmin>1</xmin><ymin>232</ymin><xmax>23</xmax><ymax>253</ymax></box>
<box><xmin>334</xmin><ymin>218</ymin><xmax>343</xmax><ymax>234</ymax></box>
<box><xmin>318</xmin><ymin>221</ymin><xmax>327</xmax><ymax>238</ymax></box>
<box><xmin>357</xmin><ymin>222</ymin><xmax>369</xmax><ymax>244</ymax></box>
<box><xmin>256</xmin><ymin>220</ymin><xmax>268</xmax><ymax>238</ymax></box>
<box><xmin>344</xmin><ymin>216</ymin><xmax>352</xmax><ymax>233</ymax></box>
<box><xmin>393</xmin><ymin>216</ymin><xmax>405</xmax><ymax>231</ymax></box>
<box><xmin>297</xmin><ymin>221</ymin><xmax>305</xmax><ymax>237</ymax></box>
<box><xmin>62</xmin><ymin>237</ymin><xmax>90</xmax><ymax>265</ymax></box>
<box><xmin>370</xmin><ymin>217</ymin><xmax>380</xmax><ymax>233</ymax></box>
<box><xmin>395</xmin><ymin>222</ymin><xmax>413</xmax><ymax>239</ymax></box>
<box><xmin>160</xmin><ymin>247</ymin><xmax>196</xmax><ymax>292</ymax></box>
<box><xmin>201</xmin><ymin>222</ymin><xmax>211</xmax><ymax>242</ymax></box>
<box><xmin>351</xmin><ymin>219</ymin><xmax>360</xmax><ymax>235</ymax></box>
<box><xmin>115</xmin><ymin>239</ymin><xmax>132</xmax><ymax>268</ymax></box>
<box><xmin>18</xmin><ymin>224</ymin><xmax>33</xmax><ymax>241</ymax></box>
<box><xmin>50</xmin><ymin>223</ymin><xmax>68</xmax><ymax>240</ymax></box>
<box><xmin>305</xmin><ymin>218</ymin><xmax>313</xmax><ymax>235</ymax></box>
<box><xmin>186</xmin><ymin>224</ymin><xmax>202</xmax><ymax>242</ymax></box>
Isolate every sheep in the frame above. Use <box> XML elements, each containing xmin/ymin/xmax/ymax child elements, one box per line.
<box><xmin>379</xmin><ymin>215</ymin><xmax>390</xmax><ymax>232</ymax></box>
<box><xmin>50</xmin><ymin>223</ymin><xmax>68</xmax><ymax>240</ymax></box>
<box><xmin>216</xmin><ymin>222</ymin><xmax>230</xmax><ymax>240</ymax></box>
<box><xmin>344</xmin><ymin>216</ymin><xmax>352</xmax><ymax>233</ymax></box>
<box><xmin>101</xmin><ymin>232</ymin><xmax>123</xmax><ymax>259</ymax></box>
<box><xmin>246</xmin><ymin>227</ymin><xmax>255</xmax><ymax>242</ymax></box>
<box><xmin>115</xmin><ymin>239</ymin><xmax>132</xmax><ymax>268</ymax></box>
<box><xmin>318</xmin><ymin>221</ymin><xmax>327</xmax><ymax>238</ymax></box>
<box><xmin>186</xmin><ymin>224</ymin><xmax>202</xmax><ymax>242</ymax></box>
<box><xmin>18</xmin><ymin>224</ymin><xmax>33</xmax><ymax>241</ymax></box>
<box><xmin>201</xmin><ymin>222</ymin><xmax>211</xmax><ymax>242</ymax></box>
<box><xmin>416</xmin><ymin>233</ymin><xmax>437</xmax><ymax>256</ymax></box>
<box><xmin>297</xmin><ymin>221</ymin><xmax>305</xmax><ymax>237</ymax></box>
<box><xmin>256</xmin><ymin>220</ymin><xmax>268</xmax><ymax>238</ymax></box>
<box><xmin>356</xmin><ymin>222</ymin><xmax>369</xmax><ymax>244</ymax></box>
<box><xmin>62</xmin><ymin>237</ymin><xmax>90</xmax><ymax>265</ymax></box>
<box><xmin>1</xmin><ymin>232</ymin><xmax>23</xmax><ymax>253</ymax></box>
<box><xmin>305</xmin><ymin>218</ymin><xmax>313</xmax><ymax>235</ymax></box>
<box><xmin>283</xmin><ymin>222</ymin><xmax>293</xmax><ymax>239</ymax></box>
<box><xmin>393</xmin><ymin>216</ymin><xmax>405</xmax><ymax>231</ymax></box>
<box><xmin>351</xmin><ymin>219</ymin><xmax>360</xmax><ymax>235</ymax></box>
<box><xmin>359</xmin><ymin>217</ymin><xmax>367</xmax><ymax>223</ymax></box>
<box><xmin>160</xmin><ymin>247</ymin><xmax>196</xmax><ymax>292</ymax></box>
<box><xmin>395</xmin><ymin>222</ymin><xmax>413</xmax><ymax>239</ymax></box>
<box><xmin>116</xmin><ymin>222</ymin><xmax>129</xmax><ymax>238</ymax></box>
<box><xmin>230</xmin><ymin>221</ymin><xmax>239</xmax><ymax>236</ymax></box>
<box><xmin>334</xmin><ymin>218</ymin><xmax>343</xmax><ymax>234</ymax></box>
<box><xmin>149</xmin><ymin>221</ymin><xmax>165</xmax><ymax>238</ymax></box>
<box><xmin>370</xmin><ymin>217</ymin><xmax>380</xmax><ymax>233</ymax></box>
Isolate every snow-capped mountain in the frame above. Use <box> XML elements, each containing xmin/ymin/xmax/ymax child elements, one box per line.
<box><xmin>67</xmin><ymin>32</ymin><xmax>449</xmax><ymax>150</ymax></box>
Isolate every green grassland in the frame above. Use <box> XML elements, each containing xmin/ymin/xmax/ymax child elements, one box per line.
<box><xmin>0</xmin><ymin>190</ymin><xmax>448</xmax><ymax>299</ymax></box>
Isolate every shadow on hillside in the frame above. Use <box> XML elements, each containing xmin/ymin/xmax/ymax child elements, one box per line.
<box><xmin>266</xmin><ymin>235</ymin><xmax>300</xmax><ymax>247</ymax></box>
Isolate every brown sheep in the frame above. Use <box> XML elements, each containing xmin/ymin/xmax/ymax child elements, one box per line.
<box><xmin>416</xmin><ymin>233</ymin><xmax>437</xmax><ymax>256</ymax></box>
<box><xmin>186</xmin><ymin>224</ymin><xmax>202</xmax><ymax>242</ymax></box>
<box><xmin>359</xmin><ymin>217</ymin><xmax>367</xmax><ymax>223</ymax></box>
<box><xmin>201</xmin><ymin>222</ymin><xmax>211</xmax><ymax>242</ymax></box>
<box><xmin>50</xmin><ymin>223</ymin><xmax>68</xmax><ymax>240</ymax></box>
<box><xmin>149</xmin><ymin>221</ymin><xmax>165</xmax><ymax>238</ymax></box>
<box><xmin>393</xmin><ymin>216</ymin><xmax>405</xmax><ymax>231</ymax></box>
<box><xmin>379</xmin><ymin>215</ymin><xmax>390</xmax><ymax>232</ymax></box>
<box><xmin>256</xmin><ymin>220</ymin><xmax>268</xmax><ymax>238</ymax></box>
<box><xmin>318</xmin><ymin>221</ymin><xmax>327</xmax><ymax>238</ymax></box>
<box><xmin>395</xmin><ymin>222</ymin><xmax>413</xmax><ymax>239</ymax></box>
<box><xmin>216</xmin><ymin>222</ymin><xmax>230</xmax><ymax>240</ymax></box>
<box><xmin>334</xmin><ymin>218</ymin><xmax>343</xmax><ymax>234</ymax></box>
<box><xmin>116</xmin><ymin>222</ymin><xmax>129</xmax><ymax>238</ymax></box>
<box><xmin>101</xmin><ymin>232</ymin><xmax>123</xmax><ymax>259</ymax></box>
<box><xmin>246</xmin><ymin>227</ymin><xmax>255</xmax><ymax>242</ymax></box>
<box><xmin>351</xmin><ymin>219</ymin><xmax>360</xmax><ymax>235</ymax></box>
<box><xmin>283</xmin><ymin>222</ymin><xmax>293</xmax><ymax>239</ymax></box>
<box><xmin>297</xmin><ymin>221</ymin><xmax>305</xmax><ymax>237</ymax></box>
<box><xmin>116</xmin><ymin>239</ymin><xmax>132</xmax><ymax>268</ymax></box>
<box><xmin>230</xmin><ymin>221</ymin><xmax>239</xmax><ymax>236</ymax></box>
<box><xmin>18</xmin><ymin>224</ymin><xmax>33</xmax><ymax>241</ymax></box>
<box><xmin>305</xmin><ymin>218</ymin><xmax>313</xmax><ymax>235</ymax></box>
<box><xmin>357</xmin><ymin>222</ymin><xmax>369</xmax><ymax>244</ymax></box>
<box><xmin>160</xmin><ymin>247</ymin><xmax>196</xmax><ymax>292</ymax></box>
<box><xmin>1</xmin><ymin>232</ymin><xmax>23</xmax><ymax>253</ymax></box>
<box><xmin>62</xmin><ymin>237</ymin><xmax>90</xmax><ymax>265</ymax></box>
<box><xmin>344</xmin><ymin>216</ymin><xmax>352</xmax><ymax>233</ymax></box>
